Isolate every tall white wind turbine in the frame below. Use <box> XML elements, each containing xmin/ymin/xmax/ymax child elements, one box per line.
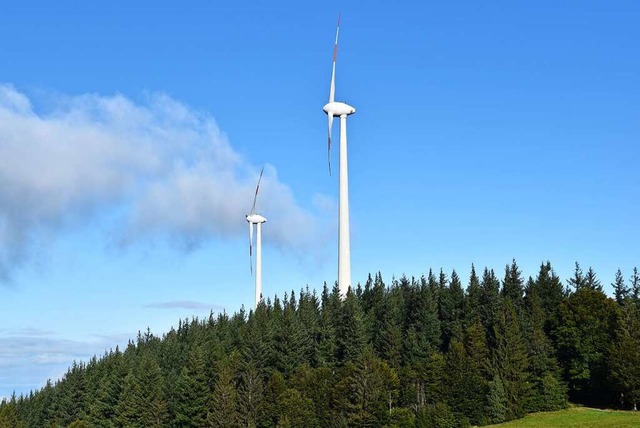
<box><xmin>246</xmin><ymin>168</ymin><xmax>267</xmax><ymax>309</ymax></box>
<box><xmin>323</xmin><ymin>13</ymin><xmax>356</xmax><ymax>297</ymax></box>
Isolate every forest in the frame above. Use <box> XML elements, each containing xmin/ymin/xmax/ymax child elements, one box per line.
<box><xmin>1</xmin><ymin>261</ymin><xmax>639</xmax><ymax>428</ymax></box>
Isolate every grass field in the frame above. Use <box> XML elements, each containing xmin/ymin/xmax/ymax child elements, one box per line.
<box><xmin>488</xmin><ymin>406</ymin><xmax>640</xmax><ymax>427</ymax></box>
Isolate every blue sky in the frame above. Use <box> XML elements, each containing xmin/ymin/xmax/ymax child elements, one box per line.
<box><xmin>1</xmin><ymin>1</ymin><xmax>638</xmax><ymax>398</ymax></box>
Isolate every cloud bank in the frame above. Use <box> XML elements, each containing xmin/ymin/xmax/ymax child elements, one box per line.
<box><xmin>143</xmin><ymin>300</ymin><xmax>223</xmax><ymax>310</ymax></box>
<box><xmin>0</xmin><ymin>84</ymin><xmax>320</xmax><ymax>280</ymax></box>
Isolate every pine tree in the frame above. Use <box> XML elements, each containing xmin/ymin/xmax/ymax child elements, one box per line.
<box><xmin>335</xmin><ymin>289</ymin><xmax>366</xmax><ymax>364</ymax></box>
<box><xmin>609</xmin><ymin>302</ymin><xmax>640</xmax><ymax>410</ymax></box>
<box><xmin>318</xmin><ymin>283</ymin><xmax>338</xmax><ymax>366</ymax></box>
<box><xmin>262</xmin><ymin>371</ymin><xmax>287</xmax><ymax>428</ymax></box>
<box><xmin>296</xmin><ymin>287</ymin><xmax>321</xmax><ymax>367</ymax></box>
<box><xmin>375</xmin><ymin>285</ymin><xmax>404</xmax><ymax>367</ymax></box>
<box><xmin>0</xmin><ymin>398</ymin><xmax>23</xmax><ymax>428</ymax></box>
<box><xmin>172</xmin><ymin>346</ymin><xmax>209</xmax><ymax>427</ymax></box>
<box><xmin>479</xmin><ymin>268</ymin><xmax>501</xmax><ymax>347</ymax></box>
<box><xmin>567</xmin><ymin>262</ymin><xmax>586</xmax><ymax>291</ymax></box>
<box><xmin>463</xmin><ymin>264</ymin><xmax>482</xmax><ymax>328</ymax></box>
<box><xmin>584</xmin><ymin>267</ymin><xmax>603</xmax><ymax>292</ymax></box>
<box><xmin>613</xmin><ymin>269</ymin><xmax>630</xmax><ymax>305</ymax></box>
<box><xmin>463</xmin><ymin>322</ymin><xmax>491</xmax><ymax>424</ymax></box>
<box><xmin>207</xmin><ymin>355</ymin><xmax>241</xmax><ymax>428</ymax></box>
<box><xmin>523</xmin><ymin>290</ymin><xmax>567</xmax><ymax>412</ymax></box>
<box><xmin>86</xmin><ymin>350</ymin><xmax>126</xmax><ymax>427</ymax></box>
<box><xmin>272</xmin><ymin>292</ymin><xmax>307</xmax><ymax>376</ymax></box>
<box><xmin>333</xmin><ymin>350</ymin><xmax>399</xmax><ymax>427</ymax></box>
<box><xmin>438</xmin><ymin>270</ymin><xmax>464</xmax><ymax>351</ymax></box>
<box><xmin>486</xmin><ymin>374</ymin><xmax>508</xmax><ymax>424</ymax></box>
<box><xmin>276</xmin><ymin>388</ymin><xmax>319</xmax><ymax>428</ymax></box>
<box><xmin>555</xmin><ymin>287</ymin><xmax>619</xmax><ymax>406</ymax></box>
<box><xmin>116</xmin><ymin>351</ymin><xmax>168</xmax><ymax>428</ymax></box>
<box><xmin>492</xmin><ymin>300</ymin><xmax>530</xmax><ymax>420</ymax></box>
<box><xmin>403</xmin><ymin>276</ymin><xmax>440</xmax><ymax>366</ymax></box>
<box><xmin>445</xmin><ymin>338</ymin><xmax>486</xmax><ymax>425</ymax></box>
<box><xmin>630</xmin><ymin>267</ymin><xmax>640</xmax><ymax>309</ymax></box>
<box><xmin>502</xmin><ymin>259</ymin><xmax>524</xmax><ymax>311</ymax></box>
<box><xmin>526</xmin><ymin>261</ymin><xmax>565</xmax><ymax>339</ymax></box>
<box><xmin>290</xmin><ymin>365</ymin><xmax>335</xmax><ymax>427</ymax></box>
<box><xmin>237</xmin><ymin>360</ymin><xmax>264</xmax><ymax>428</ymax></box>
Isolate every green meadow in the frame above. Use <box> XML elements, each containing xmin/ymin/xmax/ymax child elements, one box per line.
<box><xmin>489</xmin><ymin>407</ymin><xmax>640</xmax><ymax>428</ymax></box>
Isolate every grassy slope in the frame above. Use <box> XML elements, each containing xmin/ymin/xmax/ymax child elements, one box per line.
<box><xmin>488</xmin><ymin>407</ymin><xmax>640</xmax><ymax>428</ymax></box>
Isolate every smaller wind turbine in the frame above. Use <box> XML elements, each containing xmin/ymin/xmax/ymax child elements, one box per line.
<box><xmin>246</xmin><ymin>167</ymin><xmax>267</xmax><ymax>309</ymax></box>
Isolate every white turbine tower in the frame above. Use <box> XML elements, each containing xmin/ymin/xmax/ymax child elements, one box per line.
<box><xmin>246</xmin><ymin>167</ymin><xmax>266</xmax><ymax>309</ymax></box>
<box><xmin>323</xmin><ymin>13</ymin><xmax>356</xmax><ymax>297</ymax></box>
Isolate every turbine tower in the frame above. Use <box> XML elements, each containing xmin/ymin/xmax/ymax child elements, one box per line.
<box><xmin>246</xmin><ymin>168</ymin><xmax>266</xmax><ymax>309</ymax></box>
<box><xmin>323</xmin><ymin>13</ymin><xmax>356</xmax><ymax>297</ymax></box>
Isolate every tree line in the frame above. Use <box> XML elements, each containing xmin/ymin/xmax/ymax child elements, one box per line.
<box><xmin>1</xmin><ymin>261</ymin><xmax>639</xmax><ymax>427</ymax></box>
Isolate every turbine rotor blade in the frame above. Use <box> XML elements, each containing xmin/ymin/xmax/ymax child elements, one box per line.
<box><xmin>328</xmin><ymin>12</ymin><xmax>340</xmax><ymax>103</ymax></box>
<box><xmin>327</xmin><ymin>114</ymin><xmax>334</xmax><ymax>175</ymax></box>
<box><xmin>250</xmin><ymin>167</ymin><xmax>264</xmax><ymax>214</ymax></box>
<box><xmin>249</xmin><ymin>222</ymin><xmax>254</xmax><ymax>275</ymax></box>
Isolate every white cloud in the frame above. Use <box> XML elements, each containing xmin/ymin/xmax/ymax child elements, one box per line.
<box><xmin>0</xmin><ymin>84</ymin><xmax>322</xmax><ymax>280</ymax></box>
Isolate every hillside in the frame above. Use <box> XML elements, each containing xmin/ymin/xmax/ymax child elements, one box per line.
<box><xmin>0</xmin><ymin>261</ymin><xmax>639</xmax><ymax>427</ymax></box>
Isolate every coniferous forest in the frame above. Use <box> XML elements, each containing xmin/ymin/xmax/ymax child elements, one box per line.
<box><xmin>1</xmin><ymin>261</ymin><xmax>640</xmax><ymax>428</ymax></box>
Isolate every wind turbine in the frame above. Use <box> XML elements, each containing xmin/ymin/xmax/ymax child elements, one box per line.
<box><xmin>246</xmin><ymin>167</ymin><xmax>266</xmax><ymax>309</ymax></box>
<box><xmin>323</xmin><ymin>13</ymin><xmax>356</xmax><ymax>297</ymax></box>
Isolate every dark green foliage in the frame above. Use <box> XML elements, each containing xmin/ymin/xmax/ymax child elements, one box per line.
<box><xmin>237</xmin><ymin>360</ymin><xmax>264</xmax><ymax>428</ymax></box>
<box><xmin>172</xmin><ymin>346</ymin><xmax>209</xmax><ymax>427</ymax></box>
<box><xmin>486</xmin><ymin>374</ymin><xmax>508</xmax><ymax>424</ymax></box>
<box><xmin>479</xmin><ymin>268</ymin><xmax>501</xmax><ymax>346</ymax></box>
<box><xmin>526</xmin><ymin>262</ymin><xmax>565</xmax><ymax>339</ymax></box>
<box><xmin>438</xmin><ymin>270</ymin><xmax>464</xmax><ymax>351</ymax></box>
<box><xmin>523</xmin><ymin>290</ymin><xmax>567</xmax><ymax>413</ymax></box>
<box><xmin>502</xmin><ymin>259</ymin><xmax>524</xmax><ymax>311</ymax></box>
<box><xmin>463</xmin><ymin>264</ymin><xmax>482</xmax><ymax>327</ymax></box>
<box><xmin>335</xmin><ymin>289</ymin><xmax>366</xmax><ymax>364</ymax></box>
<box><xmin>207</xmin><ymin>354</ymin><xmax>241</xmax><ymax>428</ymax></box>
<box><xmin>630</xmin><ymin>267</ymin><xmax>640</xmax><ymax>308</ymax></box>
<box><xmin>402</xmin><ymin>276</ymin><xmax>440</xmax><ymax>366</ymax></box>
<box><xmin>556</xmin><ymin>287</ymin><xmax>619</xmax><ymax>406</ymax></box>
<box><xmin>333</xmin><ymin>350</ymin><xmax>400</xmax><ymax>427</ymax></box>
<box><xmin>445</xmin><ymin>339</ymin><xmax>486</xmax><ymax>425</ymax></box>
<box><xmin>386</xmin><ymin>407</ymin><xmax>415</xmax><ymax>428</ymax></box>
<box><xmin>492</xmin><ymin>300</ymin><xmax>530</xmax><ymax>420</ymax></box>
<box><xmin>612</xmin><ymin>269</ymin><xmax>629</xmax><ymax>305</ymax></box>
<box><xmin>8</xmin><ymin>262</ymin><xmax>638</xmax><ymax>427</ymax></box>
<box><xmin>117</xmin><ymin>351</ymin><xmax>168</xmax><ymax>427</ymax></box>
<box><xmin>415</xmin><ymin>402</ymin><xmax>458</xmax><ymax>428</ymax></box>
<box><xmin>609</xmin><ymin>302</ymin><xmax>640</xmax><ymax>410</ymax></box>
<box><xmin>275</xmin><ymin>388</ymin><xmax>319</xmax><ymax>428</ymax></box>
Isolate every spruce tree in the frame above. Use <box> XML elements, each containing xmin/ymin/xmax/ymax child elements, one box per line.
<box><xmin>523</xmin><ymin>290</ymin><xmax>567</xmax><ymax>412</ymax></box>
<box><xmin>492</xmin><ymin>300</ymin><xmax>530</xmax><ymax>420</ymax></box>
<box><xmin>237</xmin><ymin>360</ymin><xmax>264</xmax><ymax>428</ymax></box>
<box><xmin>527</xmin><ymin>261</ymin><xmax>565</xmax><ymax>339</ymax></box>
<box><xmin>555</xmin><ymin>287</ymin><xmax>619</xmax><ymax>406</ymax></box>
<box><xmin>463</xmin><ymin>264</ymin><xmax>482</xmax><ymax>328</ymax></box>
<box><xmin>630</xmin><ymin>267</ymin><xmax>640</xmax><ymax>309</ymax></box>
<box><xmin>613</xmin><ymin>269</ymin><xmax>630</xmax><ymax>305</ymax></box>
<box><xmin>207</xmin><ymin>355</ymin><xmax>241</xmax><ymax>428</ymax></box>
<box><xmin>335</xmin><ymin>289</ymin><xmax>366</xmax><ymax>364</ymax></box>
<box><xmin>479</xmin><ymin>268</ymin><xmax>501</xmax><ymax>347</ymax></box>
<box><xmin>172</xmin><ymin>346</ymin><xmax>209</xmax><ymax>427</ymax></box>
<box><xmin>502</xmin><ymin>259</ymin><xmax>524</xmax><ymax>310</ymax></box>
<box><xmin>609</xmin><ymin>302</ymin><xmax>640</xmax><ymax>410</ymax></box>
<box><xmin>567</xmin><ymin>262</ymin><xmax>586</xmax><ymax>291</ymax></box>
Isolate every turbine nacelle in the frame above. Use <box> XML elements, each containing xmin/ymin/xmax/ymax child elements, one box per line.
<box><xmin>246</xmin><ymin>214</ymin><xmax>266</xmax><ymax>224</ymax></box>
<box><xmin>323</xmin><ymin>101</ymin><xmax>356</xmax><ymax>117</ymax></box>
